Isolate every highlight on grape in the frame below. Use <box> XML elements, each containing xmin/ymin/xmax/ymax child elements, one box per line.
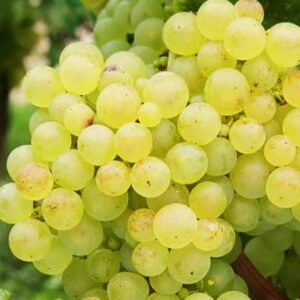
<box><xmin>1</xmin><ymin>0</ymin><xmax>300</xmax><ymax>299</ymax></box>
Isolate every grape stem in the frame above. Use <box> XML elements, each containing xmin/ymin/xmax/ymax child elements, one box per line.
<box><xmin>232</xmin><ymin>252</ymin><xmax>289</xmax><ymax>300</ymax></box>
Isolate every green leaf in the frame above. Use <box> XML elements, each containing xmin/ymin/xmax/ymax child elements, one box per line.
<box><xmin>0</xmin><ymin>289</ymin><xmax>11</xmax><ymax>300</ymax></box>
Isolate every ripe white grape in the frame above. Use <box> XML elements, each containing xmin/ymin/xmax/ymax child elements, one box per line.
<box><xmin>235</xmin><ymin>0</ymin><xmax>264</xmax><ymax>23</ymax></box>
<box><xmin>282</xmin><ymin>70</ymin><xmax>300</xmax><ymax>108</ymax></box>
<box><xmin>29</xmin><ymin>109</ymin><xmax>51</xmax><ymax>134</ymax></box>
<box><xmin>138</xmin><ymin>103</ymin><xmax>162</xmax><ymax>128</ymax></box>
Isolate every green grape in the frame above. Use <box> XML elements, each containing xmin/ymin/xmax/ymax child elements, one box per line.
<box><xmin>82</xmin><ymin>179</ymin><xmax>128</xmax><ymax>221</ymax></box>
<box><xmin>6</xmin><ymin>145</ymin><xmax>47</xmax><ymax>181</ymax></box>
<box><xmin>166</xmin><ymin>142</ymin><xmax>208</xmax><ymax>185</ymax></box>
<box><xmin>168</xmin><ymin>56</ymin><xmax>205</xmax><ymax>94</ymax></box>
<box><xmin>130</xmin><ymin>0</ymin><xmax>164</xmax><ymax>27</ymax></box>
<box><xmin>264</xmin><ymin>119</ymin><xmax>282</xmax><ymax>139</ymax></box>
<box><xmin>266</xmin><ymin>167</ymin><xmax>300</xmax><ymax>208</ymax></box>
<box><xmin>261</xmin><ymin>226</ymin><xmax>294</xmax><ymax>252</ymax></box>
<box><xmin>132</xmin><ymin>240</ymin><xmax>169</xmax><ymax>276</ymax></box>
<box><xmin>130</xmin><ymin>46</ymin><xmax>159</xmax><ymax>64</ymax></box>
<box><xmin>204</xmin><ymin>68</ymin><xmax>250</xmax><ymax>116</ymax></box>
<box><xmin>244</xmin><ymin>92</ymin><xmax>276</xmax><ymax>123</ymax></box>
<box><xmin>33</xmin><ymin>236</ymin><xmax>72</xmax><ymax>275</ymax></box>
<box><xmin>94</xmin><ymin>17</ymin><xmax>126</xmax><ymax>47</ymax></box>
<box><xmin>78</xmin><ymin>125</ymin><xmax>116</xmax><ymax>166</ymax></box>
<box><xmin>241</xmin><ymin>55</ymin><xmax>278</xmax><ymax>92</ymax></box>
<box><xmin>153</xmin><ymin>203</ymin><xmax>197</xmax><ymax>249</ymax></box>
<box><xmin>264</xmin><ymin>135</ymin><xmax>296</xmax><ymax>167</ymax></box>
<box><xmin>168</xmin><ymin>244</ymin><xmax>211</xmax><ymax>284</ymax></box>
<box><xmin>113</xmin><ymin>1</ymin><xmax>134</xmax><ymax>33</ymax></box>
<box><xmin>185</xmin><ymin>293</ymin><xmax>213</xmax><ymax>300</ymax></box>
<box><xmin>106</xmin><ymin>0</ymin><xmax>121</xmax><ymax>16</ymax></box>
<box><xmin>177</xmin><ymin>288</ymin><xmax>190</xmax><ymax>299</ymax></box>
<box><xmin>114</xmin><ymin>122</ymin><xmax>152</xmax><ymax>162</ymax></box>
<box><xmin>230</xmin><ymin>152</ymin><xmax>272</xmax><ymax>199</ymax></box>
<box><xmin>143</xmin><ymin>71</ymin><xmax>189</xmax><ymax>119</ymax></box>
<box><xmin>189</xmin><ymin>94</ymin><xmax>205</xmax><ymax>104</ymax></box>
<box><xmin>31</xmin><ymin>121</ymin><xmax>71</xmax><ymax>161</ymax></box>
<box><xmin>235</xmin><ymin>0</ymin><xmax>264</xmax><ymax>22</ymax></box>
<box><xmin>127</xmin><ymin>208</ymin><xmax>155</xmax><ymax>242</ymax></box>
<box><xmin>266</xmin><ymin>22</ymin><xmax>300</xmax><ymax>68</ymax></box>
<box><xmin>107</xmin><ymin>272</ymin><xmax>149</xmax><ymax>300</ymax></box>
<box><xmin>222</xmin><ymin>234</ymin><xmax>242</xmax><ymax>264</ymax></box>
<box><xmin>289</xmin><ymin>147</ymin><xmax>300</xmax><ymax>170</ymax></box>
<box><xmin>64</xmin><ymin>102</ymin><xmax>94</xmax><ymax>136</ymax></box>
<box><xmin>22</xmin><ymin>66</ymin><xmax>64</xmax><ymax>107</ymax></box>
<box><xmin>275</xmin><ymin>103</ymin><xmax>293</xmax><ymax>125</ymax></box>
<box><xmin>96</xmin><ymin>160</ymin><xmax>130</xmax><ymax>196</ymax></box>
<box><xmin>294</xmin><ymin>232</ymin><xmax>300</xmax><ymax>255</ymax></box>
<box><xmin>260</xmin><ymin>196</ymin><xmax>293</xmax><ymax>225</ymax></box>
<box><xmin>15</xmin><ymin>163</ymin><xmax>53</xmax><ymax>201</ymax></box>
<box><xmin>217</xmin><ymin>291</ymin><xmax>250</xmax><ymax>300</ymax></box>
<box><xmin>244</xmin><ymin>237</ymin><xmax>284</xmax><ymax>277</ymax></box>
<box><xmin>209</xmin><ymin>175</ymin><xmax>234</xmax><ymax>205</ymax></box>
<box><xmin>42</xmin><ymin>188</ymin><xmax>83</xmax><ymax>230</ymax></box>
<box><xmin>105</xmin><ymin>51</ymin><xmax>147</xmax><ymax>79</ymax></box>
<box><xmin>285</xmin><ymin>219</ymin><xmax>300</xmax><ymax>232</ymax></box>
<box><xmin>130</xmin><ymin>157</ymin><xmax>170</xmax><ymax>198</ymax></box>
<box><xmin>292</xmin><ymin>203</ymin><xmax>300</xmax><ymax>221</ymax></box>
<box><xmin>107</xmin><ymin>234</ymin><xmax>122</xmax><ymax>251</ymax></box>
<box><xmin>178</xmin><ymin>103</ymin><xmax>221</xmax><ymax>146</ymax></box>
<box><xmin>52</xmin><ymin>150</ymin><xmax>94</xmax><ymax>191</ymax></box>
<box><xmin>99</xmin><ymin>64</ymin><xmax>134</xmax><ymax>90</ymax></box>
<box><xmin>60</xmin><ymin>54</ymin><xmax>102</xmax><ymax>95</ymax></box>
<box><xmin>150</xmin><ymin>120</ymin><xmax>181</xmax><ymax>158</ymax></box>
<box><xmin>48</xmin><ymin>93</ymin><xmax>82</xmax><ymax>124</ymax></box>
<box><xmin>150</xmin><ymin>270</ymin><xmax>182</xmax><ymax>295</ymax></box>
<box><xmin>196</xmin><ymin>0</ymin><xmax>238</xmax><ymax>41</ymax></box>
<box><xmin>100</xmin><ymin>40</ymin><xmax>130</xmax><ymax>59</ymax></box>
<box><xmin>224</xmin><ymin>17</ymin><xmax>266</xmax><ymax>60</ymax></box>
<box><xmin>0</xmin><ymin>183</ymin><xmax>33</xmax><ymax>224</ymax></box>
<box><xmin>87</xmin><ymin>249</ymin><xmax>120</xmax><ymax>283</ymax></box>
<box><xmin>223</xmin><ymin>195</ymin><xmax>260</xmax><ymax>232</ymax></box>
<box><xmin>62</xmin><ymin>258</ymin><xmax>99</xmax><ymax>300</ymax></box>
<box><xmin>97</xmin><ymin>83</ymin><xmax>141</xmax><ymax>129</ymax></box>
<box><xmin>197</xmin><ymin>41</ymin><xmax>236</xmax><ymax>77</ymax></box>
<box><xmin>146</xmin><ymin>182</ymin><xmax>189</xmax><ymax>212</ymax></box>
<box><xmin>230</xmin><ymin>274</ymin><xmax>248</xmax><ymax>294</ymax></box>
<box><xmin>147</xmin><ymin>294</ymin><xmax>180</xmax><ymax>300</ymax></box>
<box><xmin>112</xmin><ymin>209</ymin><xmax>132</xmax><ymax>239</ymax></box>
<box><xmin>82</xmin><ymin>288</ymin><xmax>108</xmax><ymax>300</ymax></box>
<box><xmin>283</xmin><ymin>108</ymin><xmax>300</xmax><ymax>146</ymax></box>
<box><xmin>192</xmin><ymin>219</ymin><xmax>225</xmax><ymax>252</ymax></box>
<box><xmin>59</xmin><ymin>214</ymin><xmax>103</xmax><ymax>256</ymax></box>
<box><xmin>283</xmin><ymin>70</ymin><xmax>300</xmax><ymax>108</ymax></box>
<box><xmin>135</xmin><ymin>18</ymin><xmax>166</xmax><ymax>53</ymax></box>
<box><xmin>29</xmin><ymin>108</ymin><xmax>51</xmax><ymax>134</ymax></box>
<box><xmin>229</xmin><ymin>117</ymin><xmax>266</xmax><ymax>154</ymax></box>
<box><xmin>138</xmin><ymin>103</ymin><xmax>162</xmax><ymax>128</ymax></box>
<box><xmin>163</xmin><ymin>12</ymin><xmax>204</xmax><ymax>56</ymax></box>
<box><xmin>203</xmin><ymin>137</ymin><xmax>237</xmax><ymax>176</ymax></box>
<box><xmin>202</xmin><ymin>259</ymin><xmax>235</xmax><ymax>297</ymax></box>
<box><xmin>247</xmin><ymin>217</ymin><xmax>276</xmax><ymax>236</ymax></box>
<box><xmin>128</xmin><ymin>188</ymin><xmax>147</xmax><ymax>210</ymax></box>
<box><xmin>119</xmin><ymin>242</ymin><xmax>136</xmax><ymax>272</ymax></box>
<box><xmin>189</xmin><ymin>181</ymin><xmax>227</xmax><ymax>219</ymax></box>
<box><xmin>9</xmin><ymin>219</ymin><xmax>52</xmax><ymax>262</ymax></box>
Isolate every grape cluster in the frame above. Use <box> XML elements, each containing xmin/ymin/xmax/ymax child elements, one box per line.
<box><xmin>1</xmin><ymin>0</ymin><xmax>300</xmax><ymax>299</ymax></box>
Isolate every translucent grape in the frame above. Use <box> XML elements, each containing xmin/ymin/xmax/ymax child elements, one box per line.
<box><xmin>283</xmin><ymin>70</ymin><xmax>300</xmax><ymax>108</ymax></box>
<box><xmin>150</xmin><ymin>270</ymin><xmax>182</xmax><ymax>295</ymax></box>
<box><xmin>266</xmin><ymin>167</ymin><xmax>300</xmax><ymax>208</ymax></box>
<box><xmin>107</xmin><ymin>272</ymin><xmax>149</xmax><ymax>300</ymax></box>
<box><xmin>22</xmin><ymin>66</ymin><xmax>64</xmax><ymax>107</ymax></box>
<box><xmin>196</xmin><ymin>0</ymin><xmax>238</xmax><ymax>41</ymax></box>
<box><xmin>222</xmin><ymin>234</ymin><xmax>242</xmax><ymax>264</ymax></box>
<box><xmin>130</xmin><ymin>46</ymin><xmax>159</xmax><ymax>64</ymax></box>
<box><xmin>87</xmin><ymin>249</ymin><xmax>120</xmax><ymax>283</ymax></box>
<box><xmin>224</xmin><ymin>17</ymin><xmax>266</xmax><ymax>60</ymax></box>
<box><xmin>112</xmin><ymin>209</ymin><xmax>132</xmax><ymax>239</ymax></box>
<box><xmin>168</xmin><ymin>244</ymin><xmax>211</xmax><ymax>284</ymax></box>
<box><xmin>82</xmin><ymin>288</ymin><xmax>108</xmax><ymax>300</ymax></box>
<box><xmin>229</xmin><ymin>117</ymin><xmax>266</xmax><ymax>154</ymax></box>
<box><xmin>204</xmin><ymin>68</ymin><xmax>250</xmax><ymax>116</ymax></box>
<box><xmin>101</xmin><ymin>40</ymin><xmax>130</xmax><ymax>59</ymax></box>
<box><xmin>235</xmin><ymin>0</ymin><xmax>264</xmax><ymax>22</ymax></box>
<box><xmin>42</xmin><ymin>188</ymin><xmax>83</xmax><ymax>230</ymax></box>
<box><xmin>132</xmin><ymin>240</ymin><xmax>169</xmax><ymax>276</ymax></box>
<box><xmin>163</xmin><ymin>12</ymin><xmax>204</xmax><ymax>56</ymax></box>
<box><xmin>264</xmin><ymin>119</ymin><xmax>282</xmax><ymax>139</ymax></box>
<box><xmin>217</xmin><ymin>291</ymin><xmax>250</xmax><ymax>300</ymax></box>
<box><xmin>15</xmin><ymin>163</ymin><xmax>53</xmax><ymax>200</ymax></box>
<box><xmin>230</xmin><ymin>274</ymin><xmax>249</xmax><ymax>294</ymax></box>
<box><xmin>283</xmin><ymin>108</ymin><xmax>300</xmax><ymax>146</ymax></box>
<box><xmin>247</xmin><ymin>217</ymin><xmax>276</xmax><ymax>236</ymax></box>
<box><xmin>33</xmin><ymin>236</ymin><xmax>72</xmax><ymax>275</ymax></box>
<box><xmin>96</xmin><ymin>160</ymin><xmax>130</xmax><ymax>196</ymax></box>
<box><xmin>31</xmin><ymin>121</ymin><xmax>71</xmax><ymax>161</ymax></box>
<box><xmin>178</xmin><ymin>103</ymin><xmax>221</xmax><ymax>145</ymax></box>
<box><xmin>130</xmin><ymin>157</ymin><xmax>170</xmax><ymax>198</ymax></box>
<box><xmin>0</xmin><ymin>183</ymin><xmax>33</xmax><ymax>224</ymax></box>
<box><xmin>59</xmin><ymin>214</ymin><xmax>103</xmax><ymax>256</ymax></box>
<box><xmin>113</xmin><ymin>0</ymin><xmax>134</xmax><ymax>33</ymax></box>
<box><xmin>119</xmin><ymin>242</ymin><xmax>136</xmax><ymax>272</ymax></box>
<box><xmin>9</xmin><ymin>219</ymin><xmax>52</xmax><ymax>262</ymax></box>
<box><xmin>185</xmin><ymin>293</ymin><xmax>213</xmax><ymax>300</ymax></box>
<box><xmin>153</xmin><ymin>203</ymin><xmax>197</xmax><ymax>249</ymax></box>
<box><xmin>292</xmin><ymin>203</ymin><xmax>300</xmax><ymax>221</ymax></box>
<box><xmin>29</xmin><ymin>109</ymin><xmax>50</xmax><ymax>134</ymax></box>
<box><xmin>138</xmin><ymin>103</ymin><xmax>162</xmax><ymax>128</ymax></box>
<box><xmin>197</xmin><ymin>41</ymin><xmax>236</xmax><ymax>77</ymax></box>
<box><xmin>275</xmin><ymin>103</ymin><xmax>293</xmax><ymax>125</ymax></box>
<box><xmin>143</xmin><ymin>72</ymin><xmax>189</xmax><ymax>119</ymax></box>
<box><xmin>189</xmin><ymin>181</ymin><xmax>227</xmax><ymax>219</ymax></box>
<box><xmin>147</xmin><ymin>294</ymin><xmax>180</xmax><ymax>300</ymax></box>
<box><xmin>52</xmin><ymin>150</ymin><xmax>94</xmax><ymax>191</ymax></box>
<box><xmin>128</xmin><ymin>188</ymin><xmax>147</xmax><ymax>210</ymax></box>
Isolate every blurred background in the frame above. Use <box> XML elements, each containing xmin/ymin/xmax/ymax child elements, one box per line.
<box><xmin>0</xmin><ymin>0</ymin><xmax>300</xmax><ymax>299</ymax></box>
